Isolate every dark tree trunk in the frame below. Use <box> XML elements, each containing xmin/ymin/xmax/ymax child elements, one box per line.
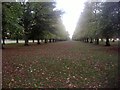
<box><xmin>49</xmin><ymin>39</ymin><xmax>52</xmax><ymax>43</ymax></box>
<box><xmin>45</xmin><ymin>39</ymin><xmax>47</xmax><ymax>43</ymax></box>
<box><xmin>32</xmin><ymin>39</ymin><xmax>34</xmax><ymax>43</ymax></box>
<box><xmin>16</xmin><ymin>38</ymin><xmax>19</xmax><ymax>43</ymax></box>
<box><xmin>24</xmin><ymin>34</ymin><xmax>29</xmax><ymax>46</ymax></box>
<box><xmin>24</xmin><ymin>40</ymin><xmax>29</xmax><ymax>46</ymax></box>
<box><xmin>90</xmin><ymin>38</ymin><xmax>93</xmax><ymax>43</ymax></box>
<box><xmin>53</xmin><ymin>39</ymin><xmax>55</xmax><ymax>42</ymax></box>
<box><xmin>112</xmin><ymin>39</ymin><xmax>115</xmax><ymax>42</ymax></box>
<box><xmin>2</xmin><ymin>38</ymin><xmax>5</xmax><ymax>45</ymax></box>
<box><xmin>95</xmin><ymin>38</ymin><xmax>99</xmax><ymax>45</ymax></box>
<box><xmin>105</xmin><ymin>38</ymin><xmax>110</xmax><ymax>46</ymax></box>
<box><xmin>96</xmin><ymin>38</ymin><xmax>99</xmax><ymax>45</ymax></box>
<box><xmin>86</xmin><ymin>38</ymin><xmax>89</xmax><ymax>43</ymax></box>
<box><xmin>37</xmin><ymin>38</ymin><xmax>40</xmax><ymax>44</ymax></box>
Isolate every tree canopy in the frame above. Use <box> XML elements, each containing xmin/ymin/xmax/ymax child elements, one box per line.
<box><xmin>73</xmin><ymin>2</ymin><xmax>120</xmax><ymax>46</ymax></box>
<box><xmin>2</xmin><ymin>2</ymin><xmax>69</xmax><ymax>45</ymax></box>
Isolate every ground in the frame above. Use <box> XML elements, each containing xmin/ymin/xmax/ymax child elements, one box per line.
<box><xmin>2</xmin><ymin>41</ymin><xmax>119</xmax><ymax>88</ymax></box>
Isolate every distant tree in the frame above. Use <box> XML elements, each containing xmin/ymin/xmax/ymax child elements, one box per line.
<box><xmin>73</xmin><ymin>2</ymin><xmax>120</xmax><ymax>46</ymax></box>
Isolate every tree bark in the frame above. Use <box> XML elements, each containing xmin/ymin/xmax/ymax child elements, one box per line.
<box><xmin>2</xmin><ymin>38</ymin><xmax>5</xmax><ymax>45</ymax></box>
<box><xmin>45</xmin><ymin>39</ymin><xmax>47</xmax><ymax>43</ymax></box>
<box><xmin>16</xmin><ymin>38</ymin><xmax>19</xmax><ymax>43</ymax></box>
<box><xmin>49</xmin><ymin>39</ymin><xmax>52</xmax><ymax>43</ymax></box>
<box><xmin>112</xmin><ymin>39</ymin><xmax>115</xmax><ymax>42</ymax></box>
<box><xmin>24</xmin><ymin>34</ymin><xmax>29</xmax><ymax>46</ymax></box>
<box><xmin>37</xmin><ymin>38</ymin><xmax>40</xmax><ymax>44</ymax></box>
<box><xmin>96</xmin><ymin>38</ymin><xmax>99</xmax><ymax>45</ymax></box>
<box><xmin>95</xmin><ymin>38</ymin><xmax>99</xmax><ymax>45</ymax></box>
<box><xmin>53</xmin><ymin>39</ymin><xmax>55</xmax><ymax>42</ymax></box>
<box><xmin>86</xmin><ymin>38</ymin><xmax>89</xmax><ymax>43</ymax></box>
<box><xmin>32</xmin><ymin>39</ymin><xmax>34</xmax><ymax>43</ymax></box>
<box><xmin>105</xmin><ymin>38</ymin><xmax>110</xmax><ymax>46</ymax></box>
<box><xmin>90</xmin><ymin>38</ymin><xmax>93</xmax><ymax>43</ymax></box>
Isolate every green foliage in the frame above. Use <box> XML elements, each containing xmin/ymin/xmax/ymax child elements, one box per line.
<box><xmin>2</xmin><ymin>2</ymin><xmax>69</xmax><ymax>44</ymax></box>
<box><xmin>73</xmin><ymin>2</ymin><xmax>120</xmax><ymax>40</ymax></box>
<box><xmin>2</xmin><ymin>2</ymin><xmax>24</xmax><ymax>40</ymax></box>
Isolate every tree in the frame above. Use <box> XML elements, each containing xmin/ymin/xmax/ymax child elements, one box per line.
<box><xmin>2</xmin><ymin>2</ymin><xmax>23</xmax><ymax>45</ymax></box>
<box><xmin>2</xmin><ymin>2</ymin><xmax>68</xmax><ymax>47</ymax></box>
<box><xmin>98</xmin><ymin>2</ymin><xmax>120</xmax><ymax>46</ymax></box>
<box><xmin>73</xmin><ymin>2</ymin><xmax>120</xmax><ymax>46</ymax></box>
<box><xmin>29</xmin><ymin>2</ymin><xmax>68</xmax><ymax>44</ymax></box>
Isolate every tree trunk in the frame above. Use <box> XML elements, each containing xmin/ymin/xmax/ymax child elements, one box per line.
<box><xmin>24</xmin><ymin>34</ymin><xmax>29</xmax><ymax>46</ymax></box>
<box><xmin>112</xmin><ymin>39</ymin><xmax>115</xmax><ymax>42</ymax></box>
<box><xmin>95</xmin><ymin>38</ymin><xmax>99</xmax><ymax>45</ymax></box>
<box><xmin>96</xmin><ymin>38</ymin><xmax>99</xmax><ymax>45</ymax></box>
<box><xmin>37</xmin><ymin>38</ymin><xmax>40</xmax><ymax>44</ymax></box>
<box><xmin>32</xmin><ymin>39</ymin><xmax>34</xmax><ymax>43</ymax></box>
<box><xmin>2</xmin><ymin>38</ymin><xmax>5</xmax><ymax>45</ymax></box>
<box><xmin>49</xmin><ymin>39</ymin><xmax>52</xmax><ymax>43</ymax></box>
<box><xmin>90</xmin><ymin>38</ymin><xmax>93</xmax><ymax>43</ymax></box>
<box><xmin>53</xmin><ymin>39</ymin><xmax>55</xmax><ymax>42</ymax></box>
<box><xmin>16</xmin><ymin>38</ymin><xmax>19</xmax><ymax>43</ymax></box>
<box><xmin>45</xmin><ymin>39</ymin><xmax>47</xmax><ymax>43</ymax></box>
<box><xmin>86</xmin><ymin>38</ymin><xmax>89</xmax><ymax>43</ymax></box>
<box><xmin>105</xmin><ymin>38</ymin><xmax>110</xmax><ymax>46</ymax></box>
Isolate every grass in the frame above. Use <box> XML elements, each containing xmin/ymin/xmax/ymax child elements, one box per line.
<box><xmin>2</xmin><ymin>41</ymin><xmax>119</xmax><ymax>88</ymax></box>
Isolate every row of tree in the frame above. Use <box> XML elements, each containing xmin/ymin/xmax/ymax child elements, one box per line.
<box><xmin>2</xmin><ymin>2</ymin><xmax>69</xmax><ymax>47</ymax></box>
<box><xmin>73</xmin><ymin>2</ymin><xmax>120</xmax><ymax>46</ymax></box>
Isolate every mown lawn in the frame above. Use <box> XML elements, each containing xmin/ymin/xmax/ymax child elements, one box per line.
<box><xmin>2</xmin><ymin>41</ymin><xmax>119</xmax><ymax>88</ymax></box>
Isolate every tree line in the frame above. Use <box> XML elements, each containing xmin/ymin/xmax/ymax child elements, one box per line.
<box><xmin>2</xmin><ymin>2</ymin><xmax>69</xmax><ymax>47</ymax></box>
<box><xmin>73</xmin><ymin>2</ymin><xmax>120</xmax><ymax>46</ymax></box>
